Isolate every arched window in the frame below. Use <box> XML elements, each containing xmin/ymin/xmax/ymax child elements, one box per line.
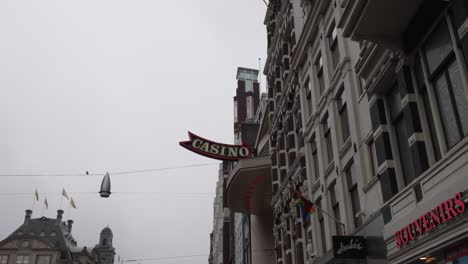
<box><xmin>103</xmin><ymin>238</ymin><xmax>107</xmax><ymax>246</ymax></box>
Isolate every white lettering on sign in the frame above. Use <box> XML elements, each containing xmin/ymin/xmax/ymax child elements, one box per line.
<box><xmin>337</xmin><ymin>239</ymin><xmax>364</xmax><ymax>255</ymax></box>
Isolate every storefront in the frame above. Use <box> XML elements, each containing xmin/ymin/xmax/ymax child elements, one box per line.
<box><xmin>387</xmin><ymin>191</ymin><xmax>468</xmax><ymax>264</ymax></box>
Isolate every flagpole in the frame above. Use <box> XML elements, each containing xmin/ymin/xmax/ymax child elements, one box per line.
<box><xmin>60</xmin><ymin>192</ymin><xmax>63</xmax><ymax>210</ymax></box>
<box><xmin>290</xmin><ymin>185</ymin><xmax>346</xmax><ymax>231</ymax></box>
<box><xmin>313</xmin><ymin>203</ymin><xmax>346</xmax><ymax>230</ymax></box>
<box><xmin>31</xmin><ymin>191</ymin><xmax>35</xmax><ymax>211</ymax></box>
<box><xmin>41</xmin><ymin>198</ymin><xmax>46</xmax><ymax>216</ymax></box>
<box><xmin>67</xmin><ymin>200</ymin><xmax>71</xmax><ymax>219</ymax></box>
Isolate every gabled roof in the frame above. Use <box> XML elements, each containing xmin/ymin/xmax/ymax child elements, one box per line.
<box><xmin>6</xmin><ymin>216</ymin><xmax>77</xmax><ymax>251</ymax></box>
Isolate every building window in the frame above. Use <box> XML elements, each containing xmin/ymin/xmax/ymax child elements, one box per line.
<box><xmin>0</xmin><ymin>255</ymin><xmax>8</xmax><ymax>264</ymax></box>
<box><xmin>36</xmin><ymin>256</ymin><xmax>51</xmax><ymax>264</ymax></box>
<box><xmin>16</xmin><ymin>256</ymin><xmax>29</xmax><ymax>264</ymax></box>
<box><xmin>310</xmin><ymin>137</ymin><xmax>320</xmax><ymax>181</ymax></box>
<box><xmin>243</xmin><ymin>216</ymin><xmax>251</xmax><ymax>264</ymax></box>
<box><xmin>387</xmin><ymin>84</ymin><xmax>416</xmax><ymax>186</ymax></box>
<box><xmin>316</xmin><ymin>198</ymin><xmax>327</xmax><ymax>254</ymax></box>
<box><xmin>414</xmin><ymin>55</ymin><xmax>442</xmax><ymax>162</ymax></box>
<box><xmin>234</xmin><ymin>132</ymin><xmax>241</xmax><ymax>145</ymax></box>
<box><xmin>366</xmin><ymin>138</ymin><xmax>378</xmax><ymax>178</ymax></box>
<box><xmin>305</xmin><ymin>76</ymin><xmax>313</xmax><ymax>115</ymax></box>
<box><xmin>328</xmin><ymin>23</ymin><xmax>340</xmax><ymax>71</ymax></box>
<box><xmin>245</xmin><ymin>80</ymin><xmax>253</xmax><ymax>93</ymax></box>
<box><xmin>346</xmin><ymin>162</ymin><xmax>362</xmax><ymax>229</ymax></box>
<box><xmin>103</xmin><ymin>238</ymin><xmax>107</xmax><ymax>246</ymax></box>
<box><xmin>329</xmin><ymin>182</ymin><xmax>342</xmax><ymax>235</ymax></box>
<box><xmin>234</xmin><ymin>100</ymin><xmax>238</xmax><ymax>122</ymax></box>
<box><xmin>246</xmin><ymin>96</ymin><xmax>254</xmax><ymax>119</ymax></box>
<box><xmin>316</xmin><ymin>56</ymin><xmax>325</xmax><ymax>96</ymax></box>
<box><xmin>337</xmin><ymin>88</ymin><xmax>350</xmax><ymax>143</ymax></box>
<box><xmin>323</xmin><ymin>115</ymin><xmax>334</xmax><ymax>165</ymax></box>
<box><xmin>295</xmin><ymin>242</ymin><xmax>305</xmax><ymax>264</ymax></box>
<box><xmin>423</xmin><ymin>19</ymin><xmax>468</xmax><ymax>149</ymax></box>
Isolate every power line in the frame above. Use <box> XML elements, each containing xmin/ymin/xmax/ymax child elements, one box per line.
<box><xmin>124</xmin><ymin>254</ymin><xmax>208</xmax><ymax>262</ymax></box>
<box><xmin>0</xmin><ymin>162</ymin><xmax>220</xmax><ymax>177</ymax></box>
<box><xmin>0</xmin><ymin>191</ymin><xmax>214</xmax><ymax>197</ymax></box>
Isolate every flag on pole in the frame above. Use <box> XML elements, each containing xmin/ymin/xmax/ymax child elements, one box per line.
<box><xmin>290</xmin><ymin>187</ymin><xmax>316</xmax><ymax>225</ymax></box>
<box><xmin>35</xmin><ymin>189</ymin><xmax>39</xmax><ymax>201</ymax></box>
<box><xmin>62</xmin><ymin>188</ymin><xmax>69</xmax><ymax>200</ymax></box>
<box><xmin>70</xmin><ymin>198</ymin><xmax>77</xmax><ymax>209</ymax></box>
<box><xmin>44</xmin><ymin>197</ymin><xmax>49</xmax><ymax>210</ymax></box>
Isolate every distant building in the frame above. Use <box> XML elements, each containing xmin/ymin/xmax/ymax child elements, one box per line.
<box><xmin>0</xmin><ymin>210</ymin><xmax>116</xmax><ymax>264</ymax></box>
<box><xmin>94</xmin><ymin>227</ymin><xmax>116</xmax><ymax>264</ymax></box>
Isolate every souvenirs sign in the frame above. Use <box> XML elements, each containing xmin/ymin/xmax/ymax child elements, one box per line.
<box><xmin>332</xmin><ymin>236</ymin><xmax>367</xmax><ymax>259</ymax></box>
<box><xmin>395</xmin><ymin>192</ymin><xmax>466</xmax><ymax>248</ymax></box>
<box><xmin>179</xmin><ymin>132</ymin><xmax>253</xmax><ymax>161</ymax></box>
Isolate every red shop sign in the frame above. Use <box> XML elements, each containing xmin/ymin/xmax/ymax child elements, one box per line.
<box><xmin>395</xmin><ymin>192</ymin><xmax>466</xmax><ymax>248</ymax></box>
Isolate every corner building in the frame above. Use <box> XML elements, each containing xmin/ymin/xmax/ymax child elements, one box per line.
<box><xmin>264</xmin><ymin>0</ymin><xmax>468</xmax><ymax>264</ymax></box>
<box><xmin>339</xmin><ymin>0</ymin><xmax>468</xmax><ymax>263</ymax></box>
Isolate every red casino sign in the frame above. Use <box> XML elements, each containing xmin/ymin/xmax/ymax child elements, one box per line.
<box><xmin>179</xmin><ymin>132</ymin><xmax>253</xmax><ymax>161</ymax></box>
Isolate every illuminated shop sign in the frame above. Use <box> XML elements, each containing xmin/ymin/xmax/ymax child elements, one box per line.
<box><xmin>179</xmin><ymin>132</ymin><xmax>253</xmax><ymax>161</ymax></box>
<box><xmin>395</xmin><ymin>192</ymin><xmax>466</xmax><ymax>248</ymax></box>
<box><xmin>332</xmin><ymin>236</ymin><xmax>367</xmax><ymax>259</ymax></box>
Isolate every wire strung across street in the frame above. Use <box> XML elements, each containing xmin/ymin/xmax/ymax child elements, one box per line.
<box><xmin>0</xmin><ymin>191</ymin><xmax>215</xmax><ymax>197</ymax></box>
<box><xmin>0</xmin><ymin>162</ymin><xmax>220</xmax><ymax>177</ymax></box>
<box><xmin>123</xmin><ymin>254</ymin><xmax>208</xmax><ymax>262</ymax></box>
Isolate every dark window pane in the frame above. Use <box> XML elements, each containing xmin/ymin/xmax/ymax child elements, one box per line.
<box><xmin>394</xmin><ymin>116</ymin><xmax>416</xmax><ymax>185</ymax></box>
<box><xmin>424</xmin><ymin>20</ymin><xmax>453</xmax><ymax>74</ymax></box>
<box><xmin>340</xmin><ymin>105</ymin><xmax>350</xmax><ymax>141</ymax></box>
<box><xmin>334</xmin><ymin>206</ymin><xmax>342</xmax><ymax>235</ymax></box>
<box><xmin>420</xmin><ymin>88</ymin><xmax>442</xmax><ymax>161</ymax></box>
<box><xmin>448</xmin><ymin>61</ymin><xmax>468</xmax><ymax>136</ymax></box>
<box><xmin>414</xmin><ymin>55</ymin><xmax>425</xmax><ymax>88</ymax></box>
<box><xmin>351</xmin><ymin>187</ymin><xmax>362</xmax><ymax>228</ymax></box>
<box><xmin>388</xmin><ymin>84</ymin><xmax>402</xmax><ymax>119</ymax></box>
<box><xmin>296</xmin><ymin>243</ymin><xmax>304</xmax><ymax>264</ymax></box>
<box><xmin>346</xmin><ymin>163</ymin><xmax>357</xmax><ymax>187</ymax></box>
<box><xmin>280</xmin><ymin>153</ymin><xmax>286</xmax><ymax>167</ymax></box>
<box><xmin>313</xmin><ymin>151</ymin><xmax>319</xmax><ymax>180</ymax></box>
<box><xmin>434</xmin><ymin>72</ymin><xmax>461</xmax><ymax>148</ymax></box>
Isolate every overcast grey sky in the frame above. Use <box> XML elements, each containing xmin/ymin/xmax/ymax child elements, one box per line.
<box><xmin>0</xmin><ymin>1</ymin><xmax>266</xmax><ymax>263</ymax></box>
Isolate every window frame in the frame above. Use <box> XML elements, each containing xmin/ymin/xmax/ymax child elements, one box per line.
<box><xmin>310</xmin><ymin>135</ymin><xmax>320</xmax><ymax>181</ymax></box>
<box><xmin>305</xmin><ymin>76</ymin><xmax>314</xmax><ymax>116</ymax></box>
<box><xmin>315</xmin><ymin>56</ymin><xmax>325</xmax><ymax>97</ymax></box>
<box><xmin>246</xmin><ymin>96</ymin><xmax>254</xmax><ymax>120</ymax></box>
<box><xmin>328</xmin><ymin>22</ymin><xmax>340</xmax><ymax>72</ymax></box>
<box><xmin>315</xmin><ymin>198</ymin><xmax>327</xmax><ymax>254</ymax></box>
<box><xmin>345</xmin><ymin>162</ymin><xmax>362</xmax><ymax>229</ymax></box>
<box><xmin>322</xmin><ymin>114</ymin><xmax>334</xmax><ymax>166</ymax></box>
<box><xmin>0</xmin><ymin>255</ymin><xmax>8</xmax><ymax>264</ymax></box>
<box><xmin>413</xmin><ymin>13</ymin><xmax>468</xmax><ymax>158</ymax></box>
<box><xmin>329</xmin><ymin>182</ymin><xmax>342</xmax><ymax>235</ymax></box>
<box><xmin>16</xmin><ymin>255</ymin><xmax>30</xmax><ymax>264</ymax></box>
<box><xmin>36</xmin><ymin>255</ymin><xmax>51</xmax><ymax>264</ymax></box>
<box><xmin>336</xmin><ymin>87</ymin><xmax>351</xmax><ymax>143</ymax></box>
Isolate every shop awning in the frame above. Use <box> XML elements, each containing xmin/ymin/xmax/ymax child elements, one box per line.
<box><xmin>226</xmin><ymin>157</ymin><xmax>272</xmax><ymax>215</ymax></box>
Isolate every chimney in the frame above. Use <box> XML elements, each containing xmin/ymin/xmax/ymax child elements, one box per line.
<box><xmin>57</xmin><ymin>210</ymin><xmax>64</xmax><ymax>222</ymax></box>
<box><xmin>67</xmin><ymin>220</ymin><xmax>74</xmax><ymax>233</ymax></box>
<box><xmin>24</xmin><ymin>209</ymin><xmax>32</xmax><ymax>224</ymax></box>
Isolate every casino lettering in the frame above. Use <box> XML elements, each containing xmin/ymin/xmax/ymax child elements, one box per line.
<box><xmin>191</xmin><ymin>138</ymin><xmax>250</xmax><ymax>158</ymax></box>
<box><xmin>179</xmin><ymin>131</ymin><xmax>253</xmax><ymax>161</ymax></box>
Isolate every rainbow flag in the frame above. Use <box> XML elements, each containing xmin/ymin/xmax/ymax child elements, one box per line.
<box><xmin>290</xmin><ymin>187</ymin><xmax>316</xmax><ymax>225</ymax></box>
